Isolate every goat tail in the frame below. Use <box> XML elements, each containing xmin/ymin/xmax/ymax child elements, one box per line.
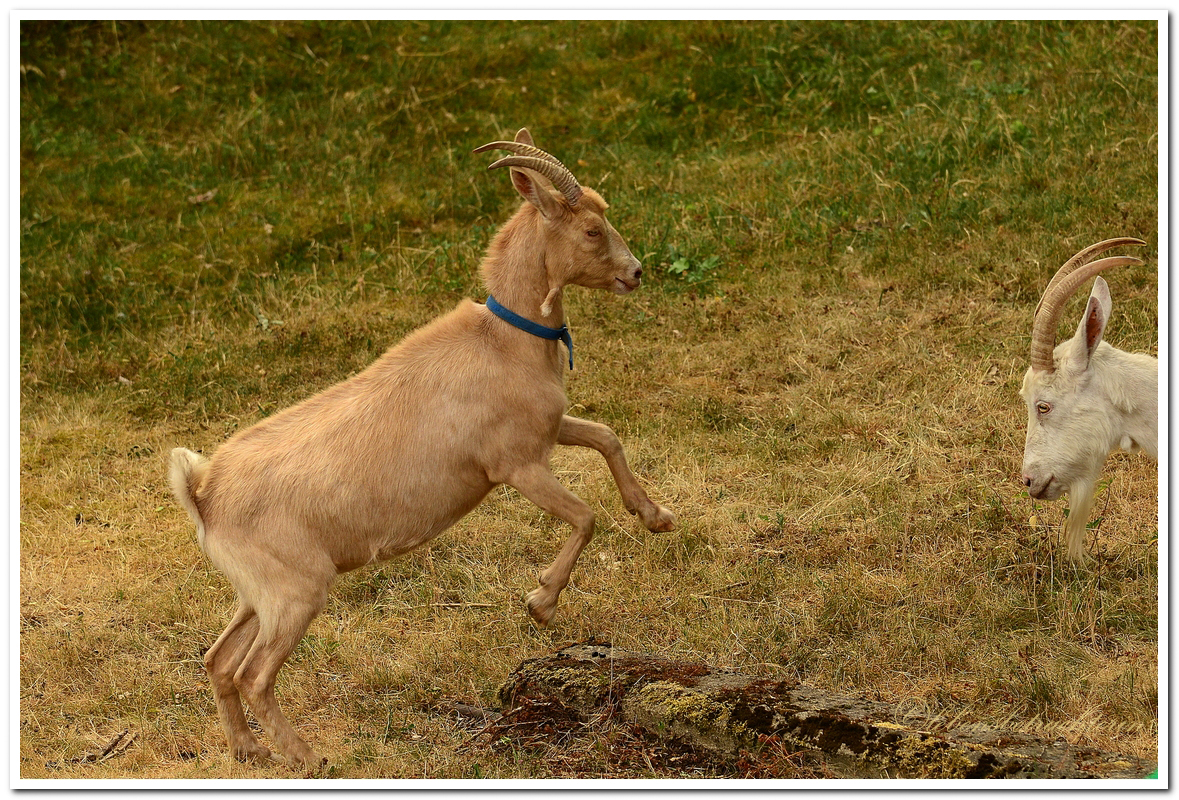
<box><xmin>170</xmin><ymin>447</ymin><xmax>210</xmax><ymax>553</ymax></box>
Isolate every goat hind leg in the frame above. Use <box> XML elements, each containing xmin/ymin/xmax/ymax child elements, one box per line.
<box><xmin>558</xmin><ymin>415</ymin><xmax>676</xmax><ymax>532</ymax></box>
<box><xmin>234</xmin><ymin>590</ymin><xmax>329</xmax><ymax>771</ymax></box>
<box><xmin>507</xmin><ymin>462</ymin><xmax>596</xmax><ymax>627</ymax></box>
<box><xmin>204</xmin><ymin>606</ymin><xmax>272</xmax><ymax>762</ymax></box>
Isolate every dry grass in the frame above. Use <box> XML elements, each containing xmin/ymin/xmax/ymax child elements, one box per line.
<box><xmin>19</xmin><ymin>19</ymin><xmax>1158</xmax><ymax>780</ymax></box>
<box><xmin>19</xmin><ymin>268</ymin><xmax>1159</xmax><ymax>779</ymax></box>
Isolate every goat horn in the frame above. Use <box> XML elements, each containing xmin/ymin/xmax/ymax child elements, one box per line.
<box><xmin>1033</xmin><ymin>237</ymin><xmax>1147</xmax><ymax>319</ymax></box>
<box><xmin>1029</xmin><ymin>254</ymin><xmax>1144</xmax><ymax>373</ymax></box>
<box><xmin>473</xmin><ymin>139</ymin><xmax>558</xmax><ymax>163</ymax></box>
<box><xmin>474</xmin><ymin>141</ymin><xmax>583</xmax><ymax>207</ymax></box>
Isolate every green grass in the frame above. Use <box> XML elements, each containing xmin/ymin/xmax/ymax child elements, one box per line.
<box><xmin>20</xmin><ymin>20</ymin><xmax>1158</xmax><ymax>779</ymax></box>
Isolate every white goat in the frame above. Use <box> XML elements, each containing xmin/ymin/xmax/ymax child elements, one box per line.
<box><xmin>1019</xmin><ymin>237</ymin><xmax>1157</xmax><ymax>562</ymax></box>
<box><xmin>169</xmin><ymin>128</ymin><xmax>676</xmax><ymax>770</ymax></box>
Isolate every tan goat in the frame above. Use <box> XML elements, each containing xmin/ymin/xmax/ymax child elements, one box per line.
<box><xmin>169</xmin><ymin>128</ymin><xmax>676</xmax><ymax>770</ymax></box>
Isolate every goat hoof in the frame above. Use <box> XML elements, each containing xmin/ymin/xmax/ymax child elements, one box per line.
<box><xmin>232</xmin><ymin>741</ymin><xmax>273</xmax><ymax>763</ymax></box>
<box><xmin>640</xmin><ymin>503</ymin><xmax>677</xmax><ymax>533</ymax></box>
<box><xmin>303</xmin><ymin>755</ymin><xmax>329</xmax><ymax>776</ymax></box>
<box><xmin>283</xmin><ymin>749</ymin><xmax>328</xmax><ymax>774</ymax></box>
<box><xmin>525</xmin><ymin>589</ymin><xmax>557</xmax><ymax>627</ymax></box>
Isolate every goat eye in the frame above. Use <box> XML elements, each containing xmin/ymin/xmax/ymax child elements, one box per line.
<box><xmin>1036</xmin><ymin>402</ymin><xmax>1052</xmax><ymax>415</ymax></box>
<box><xmin>586</xmin><ymin>229</ymin><xmax>601</xmax><ymax>237</ymax></box>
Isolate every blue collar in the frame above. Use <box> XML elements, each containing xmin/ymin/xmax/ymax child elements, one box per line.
<box><xmin>485</xmin><ymin>295</ymin><xmax>573</xmax><ymax>370</ymax></box>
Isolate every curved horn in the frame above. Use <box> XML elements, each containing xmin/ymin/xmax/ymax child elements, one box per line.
<box><xmin>1033</xmin><ymin>237</ymin><xmax>1147</xmax><ymax>318</ymax></box>
<box><xmin>1029</xmin><ymin>254</ymin><xmax>1143</xmax><ymax>373</ymax></box>
<box><xmin>472</xmin><ymin>139</ymin><xmax>560</xmax><ymax>163</ymax></box>
<box><xmin>473</xmin><ymin>140</ymin><xmax>583</xmax><ymax>207</ymax></box>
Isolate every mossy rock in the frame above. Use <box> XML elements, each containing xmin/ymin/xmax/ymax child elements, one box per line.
<box><xmin>497</xmin><ymin>642</ymin><xmax>1156</xmax><ymax>779</ymax></box>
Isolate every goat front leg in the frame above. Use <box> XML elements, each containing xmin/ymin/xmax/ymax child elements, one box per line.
<box><xmin>506</xmin><ymin>463</ymin><xmax>598</xmax><ymax>627</ymax></box>
<box><xmin>558</xmin><ymin>415</ymin><xmax>676</xmax><ymax>532</ymax></box>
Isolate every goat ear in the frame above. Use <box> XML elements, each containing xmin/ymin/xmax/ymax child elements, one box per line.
<box><xmin>1069</xmin><ymin>276</ymin><xmax>1112</xmax><ymax>370</ymax></box>
<box><xmin>510</xmin><ymin>167</ymin><xmax>562</xmax><ymax>219</ymax></box>
<box><xmin>514</xmin><ymin>127</ymin><xmax>534</xmax><ymax>146</ymax></box>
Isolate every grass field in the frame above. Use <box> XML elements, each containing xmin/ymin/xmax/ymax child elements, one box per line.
<box><xmin>19</xmin><ymin>20</ymin><xmax>1159</xmax><ymax>779</ymax></box>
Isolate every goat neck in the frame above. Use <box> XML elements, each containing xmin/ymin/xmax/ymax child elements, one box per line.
<box><xmin>480</xmin><ymin>203</ymin><xmax>567</xmax><ymax>329</ymax></box>
<box><xmin>1090</xmin><ymin>343</ymin><xmax>1159</xmax><ymax>458</ymax></box>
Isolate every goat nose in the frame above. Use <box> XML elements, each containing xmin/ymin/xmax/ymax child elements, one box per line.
<box><xmin>634</xmin><ymin>267</ymin><xmax>642</xmax><ymax>279</ymax></box>
<box><xmin>1022</xmin><ymin>474</ymin><xmax>1033</xmax><ymax>488</ymax></box>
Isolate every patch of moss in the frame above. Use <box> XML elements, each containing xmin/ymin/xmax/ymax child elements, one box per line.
<box><xmin>498</xmin><ymin>660</ymin><xmax>615</xmax><ymax>712</ymax></box>
<box><xmin>885</xmin><ymin>734</ymin><xmax>979</xmax><ymax>778</ymax></box>
<box><xmin>626</xmin><ymin>681</ymin><xmax>752</xmax><ymax>754</ymax></box>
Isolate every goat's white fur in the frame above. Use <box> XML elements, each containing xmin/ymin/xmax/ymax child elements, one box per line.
<box><xmin>169</xmin><ymin>129</ymin><xmax>676</xmax><ymax>770</ymax></box>
<box><xmin>1020</xmin><ymin>276</ymin><xmax>1158</xmax><ymax>562</ymax></box>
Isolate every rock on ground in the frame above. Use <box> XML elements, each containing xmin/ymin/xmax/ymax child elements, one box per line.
<box><xmin>495</xmin><ymin>641</ymin><xmax>1154</xmax><ymax>779</ymax></box>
